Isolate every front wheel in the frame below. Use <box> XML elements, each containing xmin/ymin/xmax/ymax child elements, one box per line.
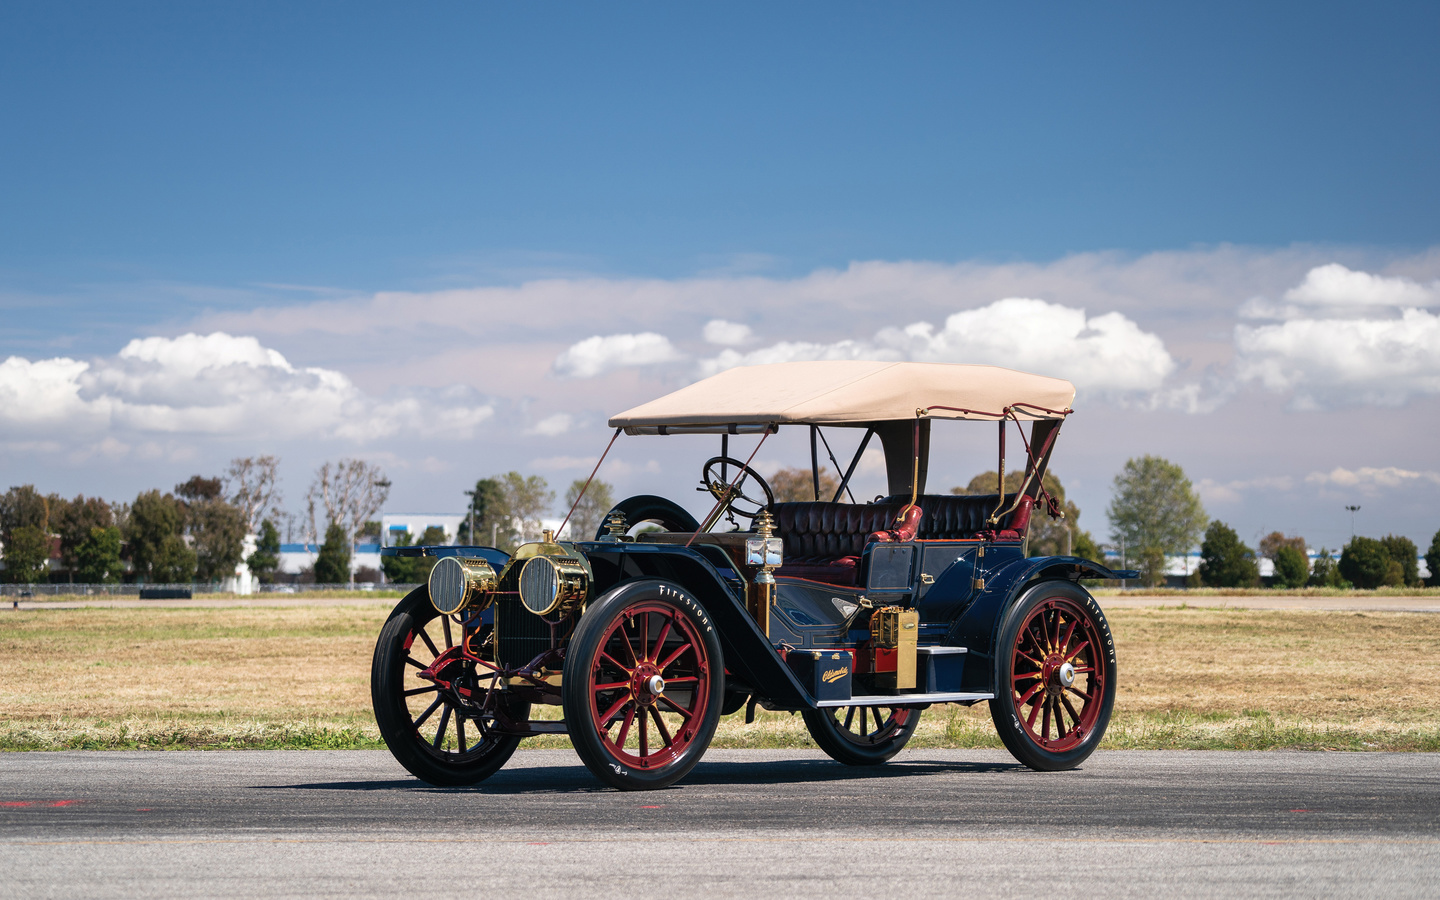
<box><xmin>371</xmin><ymin>586</ymin><xmax>529</xmax><ymax>786</ymax></box>
<box><xmin>988</xmin><ymin>581</ymin><xmax>1116</xmax><ymax>771</ymax></box>
<box><xmin>802</xmin><ymin>705</ymin><xmax>921</xmax><ymax>765</ymax></box>
<box><xmin>562</xmin><ymin>579</ymin><xmax>724</xmax><ymax>790</ymax></box>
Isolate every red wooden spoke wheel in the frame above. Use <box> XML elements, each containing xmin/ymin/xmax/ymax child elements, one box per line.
<box><xmin>563</xmin><ymin>580</ymin><xmax>724</xmax><ymax>790</ymax></box>
<box><xmin>802</xmin><ymin>704</ymin><xmax>921</xmax><ymax>766</ymax></box>
<box><xmin>989</xmin><ymin>581</ymin><xmax>1116</xmax><ymax>771</ymax></box>
<box><xmin>371</xmin><ymin>586</ymin><xmax>529</xmax><ymax>786</ymax></box>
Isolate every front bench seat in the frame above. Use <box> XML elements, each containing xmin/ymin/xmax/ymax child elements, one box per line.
<box><xmin>772</xmin><ymin>501</ymin><xmax>922</xmax><ymax>586</ymax></box>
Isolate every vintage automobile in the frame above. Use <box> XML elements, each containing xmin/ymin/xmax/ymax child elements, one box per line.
<box><xmin>372</xmin><ymin>360</ymin><xmax>1131</xmax><ymax>790</ymax></box>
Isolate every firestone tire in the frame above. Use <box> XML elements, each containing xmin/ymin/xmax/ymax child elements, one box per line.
<box><xmin>802</xmin><ymin>705</ymin><xmax>922</xmax><ymax>766</ymax></box>
<box><xmin>562</xmin><ymin>579</ymin><xmax>724</xmax><ymax>791</ymax></box>
<box><xmin>988</xmin><ymin>580</ymin><xmax>1116</xmax><ymax>772</ymax></box>
<box><xmin>371</xmin><ymin>586</ymin><xmax>528</xmax><ymax>786</ymax></box>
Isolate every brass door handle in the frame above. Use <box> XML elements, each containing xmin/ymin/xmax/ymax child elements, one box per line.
<box><xmin>920</xmin><ymin>573</ymin><xmax>935</xmax><ymax>585</ymax></box>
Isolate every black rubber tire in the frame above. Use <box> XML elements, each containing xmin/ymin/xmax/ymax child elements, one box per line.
<box><xmin>988</xmin><ymin>580</ymin><xmax>1116</xmax><ymax>772</ymax></box>
<box><xmin>562</xmin><ymin>579</ymin><xmax>724</xmax><ymax>790</ymax></box>
<box><xmin>802</xmin><ymin>705</ymin><xmax>922</xmax><ymax>765</ymax></box>
<box><xmin>596</xmin><ymin>495</ymin><xmax>700</xmax><ymax>539</ymax></box>
<box><xmin>371</xmin><ymin>586</ymin><xmax>528</xmax><ymax>786</ymax></box>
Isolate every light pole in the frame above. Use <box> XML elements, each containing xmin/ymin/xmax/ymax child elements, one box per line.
<box><xmin>1345</xmin><ymin>505</ymin><xmax>1361</xmax><ymax>539</ymax></box>
<box><xmin>464</xmin><ymin>489</ymin><xmax>477</xmax><ymax>546</ymax></box>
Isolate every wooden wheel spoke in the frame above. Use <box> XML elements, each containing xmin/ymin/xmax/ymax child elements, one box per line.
<box><xmin>639</xmin><ymin>708</ymin><xmax>650</xmax><ymax>756</ymax></box>
<box><xmin>403</xmin><ymin>685</ymin><xmax>438</xmax><ymax>697</ymax></box>
<box><xmin>1040</xmin><ymin>697</ymin><xmax>1052</xmax><ymax>741</ymax></box>
<box><xmin>594</xmin><ymin>680</ymin><xmax>630</xmax><ymax>692</ymax></box>
<box><xmin>658</xmin><ymin>641</ymin><xmax>694</xmax><ymax>672</ymax></box>
<box><xmin>1064</xmin><ymin>640</ymin><xmax>1092</xmax><ymax>664</ymax></box>
<box><xmin>1026</xmin><ymin>693</ymin><xmax>1043</xmax><ymax>729</ymax></box>
<box><xmin>1065</xmin><ymin>685</ymin><xmax>1094</xmax><ymax>702</ymax></box>
<box><xmin>649</xmin><ymin>708</ymin><xmax>674</xmax><ymax>747</ymax></box>
<box><xmin>650</xmin><ymin>615</ymin><xmax>675</xmax><ymax>664</ymax></box>
<box><xmin>1059</xmin><ymin>618</ymin><xmax>1079</xmax><ymax>657</ymax></box>
<box><xmin>599</xmin><ymin>650</ymin><xmax>632</xmax><ymax>675</ymax></box>
<box><xmin>404</xmin><ymin>656</ymin><xmax>428</xmax><ymax>670</ymax></box>
<box><xmin>662</xmin><ymin>675</ymin><xmax>699</xmax><ymax>685</ymax></box>
<box><xmin>656</xmin><ymin>694</ymin><xmax>695</xmax><ymax>720</ymax></box>
<box><xmin>619</xmin><ymin>619</ymin><xmax>639</xmax><ymax>666</ymax></box>
<box><xmin>413</xmin><ymin>696</ymin><xmax>443</xmax><ymax>728</ymax></box>
<box><xmin>1060</xmin><ymin>694</ymin><xmax>1083</xmax><ymax>733</ymax></box>
<box><xmin>456</xmin><ymin>715</ymin><xmax>468</xmax><ymax>753</ymax></box>
<box><xmin>1013</xmin><ymin>670</ymin><xmax>1042</xmax><ymax>684</ymax></box>
<box><xmin>599</xmin><ymin>692</ymin><xmax>633</xmax><ymax>725</ymax></box>
<box><xmin>432</xmin><ymin>705</ymin><xmax>452</xmax><ymax>749</ymax></box>
<box><xmin>417</xmin><ymin>628</ymin><xmax>441</xmax><ymax>659</ymax></box>
<box><xmin>1017</xmin><ymin>683</ymin><xmax>1044</xmax><ymax>707</ymax></box>
<box><xmin>614</xmin><ymin>705</ymin><xmax>637</xmax><ymax>747</ymax></box>
<box><xmin>843</xmin><ymin>706</ymin><xmax>857</xmax><ymax>730</ymax></box>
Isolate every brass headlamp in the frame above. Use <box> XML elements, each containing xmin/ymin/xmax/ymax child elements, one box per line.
<box><xmin>514</xmin><ymin>529</ymin><xmax>592</xmax><ymax>617</ymax></box>
<box><xmin>428</xmin><ymin>556</ymin><xmax>498</xmax><ymax>616</ymax></box>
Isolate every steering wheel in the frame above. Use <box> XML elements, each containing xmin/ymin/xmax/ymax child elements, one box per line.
<box><xmin>701</xmin><ymin>456</ymin><xmax>775</xmax><ymax>520</ymax></box>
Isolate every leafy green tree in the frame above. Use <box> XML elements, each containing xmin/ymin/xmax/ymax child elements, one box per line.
<box><xmin>1258</xmin><ymin>531</ymin><xmax>1307</xmax><ymax>561</ymax></box>
<box><xmin>53</xmin><ymin>495</ymin><xmax>114</xmax><ymax>581</ymax></box>
<box><xmin>74</xmin><ymin>526</ymin><xmax>124</xmax><ymax>583</ymax></box>
<box><xmin>2</xmin><ymin>524</ymin><xmax>51</xmax><ymax>583</ymax></box>
<box><xmin>188</xmin><ymin>498</ymin><xmax>247</xmax><ymax>583</ymax></box>
<box><xmin>0</xmin><ymin>485</ymin><xmax>51</xmax><ymax>536</ymax></box>
<box><xmin>1339</xmin><ymin>536</ymin><xmax>1399</xmax><ymax>589</ymax></box>
<box><xmin>314</xmin><ymin>522</ymin><xmax>351</xmax><ymax>584</ymax></box>
<box><xmin>459</xmin><ymin>477</ymin><xmax>506</xmax><ymax>546</ymax></box>
<box><xmin>1272</xmin><ymin>545</ymin><xmax>1310</xmax><ymax>589</ymax></box>
<box><xmin>126</xmin><ymin>490</ymin><xmax>191</xmax><ymax>583</ymax></box>
<box><xmin>772</xmin><ymin>466</ymin><xmax>843</xmax><ymax>503</ymax></box>
<box><xmin>1308</xmin><ymin>547</ymin><xmax>1349</xmax><ymax>588</ymax></box>
<box><xmin>501</xmin><ymin>472</ymin><xmax>554</xmax><ymax>548</ymax></box>
<box><xmin>150</xmin><ymin>534</ymin><xmax>197</xmax><ymax>583</ymax></box>
<box><xmin>956</xmin><ymin>469</ymin><xmax>1096</xmax><ymax>559</ymax></box>
<box><xmin>561</xmin><ymin>478</ymin><xmax>616</xmax><ymax>541</ymax></box>
<box><xmin>1379</xmin><ymin>534</ymin><xmax>1421</xmax><ymax>588</ymax></box>
<box><xmin>1197</xmin><ymin>521</ymin><xmax>1260</xmax><ymax>588</ymax></box>
<box><xmin>1426</xmin><ymin>529</ymin><xmax>1440</xmax><ymax>588</ymax></box>
<box><xmin>246</xmin><ymin>519</ymin><xmax>282</xmax><ymax>585</ymax></box>
<box><xmin>381</xmin><ymin>526</ymin><xmax>447</xmax><ymax>583</ymax></box>
<box><xmin>1106</xmin><ymin>456</ymin><xmax>1208</xmax><ymax>587</ymax></box>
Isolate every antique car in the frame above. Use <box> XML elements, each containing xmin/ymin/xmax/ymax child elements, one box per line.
<box><xmin>372</xmin><ymin>360</ymin><xmax>1130</xmax><ymax>790</ymax></box>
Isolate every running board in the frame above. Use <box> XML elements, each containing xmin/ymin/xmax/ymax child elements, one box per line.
<box><xmin>816</xmin><ymin>691</ymin><xmax>994</xmax><ymax>708</ymax></box>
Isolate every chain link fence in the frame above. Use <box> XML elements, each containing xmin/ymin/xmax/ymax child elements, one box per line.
<box><xmin>0</xmin><ymin>583</ymin><xmax>419</xmax><ymax>597</ymax></box>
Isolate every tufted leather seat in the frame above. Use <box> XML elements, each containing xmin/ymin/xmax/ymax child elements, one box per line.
<box><xmin>772</xmin><ymin>501</ymin><xmax>920</xmax><ymax>585</ymax></box>
<box><xmin>879</xmin><ymin>493</ymin><xmax>1032</xmax><ymax>541</ymax></box>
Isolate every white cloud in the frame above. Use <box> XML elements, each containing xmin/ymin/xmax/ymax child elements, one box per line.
<box><xmin>1236</xmin><ymin>306</ymin><xmax>1440</xmax><ymax>407</ymax></box>
<box><xmin>702</xmin><ymin>319</ymin><xmax>754</xmax><ymax>346</ymax></box>
<box><xmin>0</xmin><ymin>332</ymin><xmax>494</xmax><ymax>447</ymax></box>
<box><xmin>1196</xmin><ymin>475</ymin><xmax>1295</xmax><ymax>504</ymax></box>
<box><xmin>699</xmin><ymin>297</ymin><xmax>1177</xmax><ymax>397</ymax></box>
<box><xmin>528</xmin><ymin>413</ymin><xmax>573</xmax><ymax>436</ymax></box>
<box><xmin>552</xmin><ymin>332</ymin><xmax>683</xmax><ymax>378</ymax></box>
<box><xmin>1284</xmin><ymin>263</ymin><xmax>1436</xmax><ymax>308</ymax></box>
<box><xmin>1305</xmin><ymin>466</ymin><xmax>1440</xmax><ymax>489</ymax></box>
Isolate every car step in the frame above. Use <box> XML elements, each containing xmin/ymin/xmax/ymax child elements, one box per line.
<box><xmin>815</xmin><ymin>691</ymin><xmax>995</xmax><ymax>708</ymax></box>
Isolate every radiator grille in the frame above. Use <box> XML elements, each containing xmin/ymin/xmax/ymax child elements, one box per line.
<box><xmin>496</xmin><ymin>562</ymin><xmax>553</xmax><ymax>669</ymax></box>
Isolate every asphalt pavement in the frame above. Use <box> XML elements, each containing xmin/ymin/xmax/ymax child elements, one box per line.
<box><xmin>2</xmin><ymin>749</ymin><xmax>1436</xmax><ymax>898</ymax></box>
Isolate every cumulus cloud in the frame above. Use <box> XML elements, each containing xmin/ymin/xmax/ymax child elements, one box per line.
<box><xmin>1196</xmin><ymin>475</ymin><xmax>1295</xmax><ymax>504</ymax></box>
<box><xmin>1235</xmin><ymin>264</ymin><xmax>1440</xmax><ymax>407</ymax></box>
<box><xmin>1305</xmin><ymin>466</ymin><xmax>1440</xmax><ymax>489</ymax></box>
<box><xmin>699</xmin><ymin>298</ymin><xmax>1177</xmax><ymax>397</ymax></box>
<box><xmin>702</xmin><ymin>319</ymin><xmax>754</xmax><ymax>346</ymax></box>
<box><xmin>0</xmin><ymin>332</ymin><xmax>494</xmax><ymax>446</ymax></box>
<box><xmin>552</xmin><ymin>332</ymin><xmax>683</xmax><ymax>378</ymax></box>
<box><xmin>528</xmin><ymin>413</ymin><xmax>573</xmax><ymax>436</ymax></box>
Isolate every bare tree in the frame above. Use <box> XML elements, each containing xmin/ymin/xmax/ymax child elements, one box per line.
<box><xmin>225</xmin><ymin>456</ymin><xmax>282</xmax><ymax>534</ymax></box>
<box><xmin>306</xmin><ymin>459</ymin><xmax>392</xmax><ymax>586</ymax></box>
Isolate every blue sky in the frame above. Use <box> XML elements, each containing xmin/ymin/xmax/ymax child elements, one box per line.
<box><xmin>3</xmin><ymin>2</ymin><xmax>1439</xmax><ymax>553</ymax></box>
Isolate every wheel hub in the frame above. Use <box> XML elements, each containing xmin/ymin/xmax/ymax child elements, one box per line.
<box><xmin>1056</xmin><ymin>661</ymin><xmax>1076</xmax><ymax>688</ymax></box>
<box><xmin>630</xmin><ymin>664</ymin><xmax>663</xmax><ymax>706</ymax></box>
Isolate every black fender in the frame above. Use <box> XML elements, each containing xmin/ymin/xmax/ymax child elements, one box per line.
<box><xmin>598</xmin><ymin>495</ymin><xmax>700</xmax><ymax>539</ymax></box>
<box><xmin>947</xmin><ymin>555</ymin><xmax>1131</xmax><ymax>692</ymax></box>
<box><xmin>580</xmin><ymin>544</ymin><xmax>811</xmax><ymax>709</ymax></box>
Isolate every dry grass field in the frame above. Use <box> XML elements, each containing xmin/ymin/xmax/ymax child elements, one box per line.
<box><xmin>1</xmin><ymin>604</ymin><xmax>1436</xmax><ymax>751</ymax></box>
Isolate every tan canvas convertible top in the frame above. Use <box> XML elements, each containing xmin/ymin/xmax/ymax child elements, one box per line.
<box><xmin>609</xmin><ymin>361</ymin><xmax>1075</xmax><ymax>431</ymax></box>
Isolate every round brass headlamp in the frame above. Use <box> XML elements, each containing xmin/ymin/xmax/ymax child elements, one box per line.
<box><xmin>427</xmin><ymin>556</ymin><xmax>498</xmax><ymax>616</ymax></box>
<box><xmin>518</xmin><ymin>555</ymin><xmax>589</xmax><ymax>617</ymax></box>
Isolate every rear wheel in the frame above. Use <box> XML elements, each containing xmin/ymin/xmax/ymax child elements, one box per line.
<box><xmin>802</xmin><ymin>705</ymin><xmax>921</xmax><ymax>765</ymax></box>
<box><xmin>371</xmin><ymin>587</ymin><xmax>529</xmax><ymax>786</ymax></box>
<box><xmin>989</xmin><ymin>581</ymin><xmax>1115</xmax><ymax>771</ymax></box>
<box><xmin>563</xmin><ymin>579</ymin><xmax>723</xmax><ymax>790</ymax></box>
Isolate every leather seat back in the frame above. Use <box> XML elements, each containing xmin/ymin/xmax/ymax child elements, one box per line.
<box><xmin>772</xmin><ymin>502</ymin><xmax>910</xmax><ymax>560</ymax></box>
<box><xmin>880</xmin><ymin>493</ymin><xmax>1021</xmax><ymax>540</ymax></box>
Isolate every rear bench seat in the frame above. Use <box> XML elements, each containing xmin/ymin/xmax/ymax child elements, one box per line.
<box><xmin>879</xmin><ymin>493</ymin><xmax>1033</xmax><ymax>540</ymax></box>
<box><xmin>772</xmin><ymin>501</ymin><xmax>921</xmax><ymax>586</ymax></box>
